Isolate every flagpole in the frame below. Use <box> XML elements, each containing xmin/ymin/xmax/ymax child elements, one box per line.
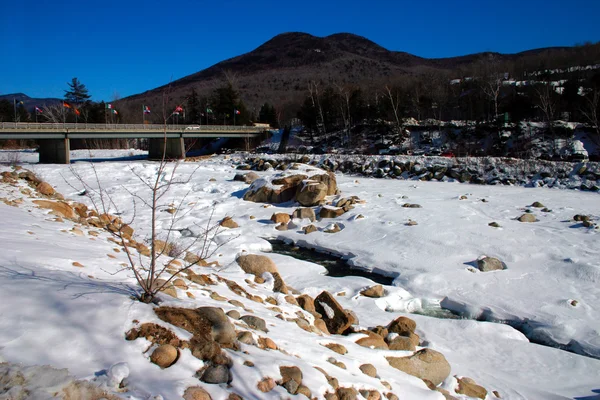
<box><xmin>234</xmin><ymin>108</ymin><xmax>236</xmax><ymax>126</ymax></box>
<box><xmin>13</xmin><ymin>98</ymin><xmax>17</xmax><ymax>122</ymax></box>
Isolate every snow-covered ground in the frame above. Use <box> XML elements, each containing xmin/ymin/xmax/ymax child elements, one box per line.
<box><xmin>0</xmin><ymin>149</ymin><xmax>599</xmax><ymax>399</ymax></box>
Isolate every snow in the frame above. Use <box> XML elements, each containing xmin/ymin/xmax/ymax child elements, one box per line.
<box><xmin>0</xmin><ymin>149</ymin><xmax>599</xmax><ymax>399</ymax></box>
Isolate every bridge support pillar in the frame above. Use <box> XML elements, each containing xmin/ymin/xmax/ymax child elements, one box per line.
<box><xmin>38</xmin><ymin>139</ymin><xmax>70</xmax><ymax>164</ymax></box>
<box><xmin>148</xmin><ymin>137</ymin><xmax>185</xmax><ymax>160</ymax></box>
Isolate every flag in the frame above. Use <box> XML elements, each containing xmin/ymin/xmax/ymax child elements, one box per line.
<box><xmin>112</xmin><ymin>109</ymin><xmax>118</xmax><ymax>115</ymax></box>
<box><xmin>234</xmin><ymin>109</ymin><xmax>240</xmax><ymax>115</ymax></box>
<box><xmin>14</xmin><ymin>99</ymin><xmax>23</xmax><ymax>105</ymax></box>
<box><xmin>63</xmin><ymin>102</ymin><xmax>72</xmax><ymax>109</ymax></box>
<box><xmin>35</xmin><ymin>106</ymin><xmax>43</xmax><ymax>113</ymax></box>
<box><xmin>106</xmin><ymin>103</ymin><xmax>113</xmax><ymax>109</ymax></box>
<box><xmin>143</xmin><ymin>105</ymin><xmax>151</xmax><ymax>114</ymax></box>
<box><xmin>75</xmin><ymin>108</ymin><xmax>80</xmax><ymax>116</ymax></box>
<box><xmin>206</xmin><ymin>107</ymin><xmax>213</xmax><ymax>113</ymax></box>
<box><xmin>175</xmin><ymin>105</ymin><xmax>183</xmax><ymax>112</ymax></box>
<box><xmin>173</xmin><ymin>112</ymin><xmax>180</xmax><ymax>115</ymax></box>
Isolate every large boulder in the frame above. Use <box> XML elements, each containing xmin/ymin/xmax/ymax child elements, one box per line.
<box><xmin>32</xmin><ymin>200</ymin><xmax>75</xmax><ymax>219</ymax></box>
<box><xmin>296</xmin><ymin>180</ymin><xmax>328</xmax><ymax>206</ymax></box>
<box><xmin>518</xmin><ymin>213</ymin><xmax>536</xmax><ymax>222</ymax></box>
<box><xmin>150</xmin><ymin>344</ymin><xmax>178</xmax><ymax>368</ymax></box>
<box><xmin>310</xmin><ymin>172</ymin><xmax>338</xmax><ymax>196</ymax></box>
<box><xmin>387</xmin><ymin>316</ymin><xmax>416</xmax><ymax>336</ymax></box>
<box><xmin>233</xmin><ymin>171</ymin><xmax>259</xmax><ymax>184</ymax></box>
<box><xmin>386</xmin><ymin>348</ymin><xmax>451</xmax><ymax>386</ymax></box>
<box><xmin>237</xmin><ymin>254</ymin><xmax>278</xmax><ymax>277</ymax></box>
<box><xmin>314</xmin><ymin>291</ymin><xmax>357</xmax><ymax>334</ymax></box>
<box><xmin>243</xmin><ymin>178</ymin><xmax>298</xmax><ymax>204</ymax></box>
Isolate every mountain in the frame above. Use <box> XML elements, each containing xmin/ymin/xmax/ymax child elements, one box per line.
<box><xmin>0</xmin><ymin>93</ymin><xmax>63</xmax><ymax>110</ymax></box>
<box><xmin>117</xmin><ymin>32</ymin><xmax>589</xmax><ymax>122</ymax></box>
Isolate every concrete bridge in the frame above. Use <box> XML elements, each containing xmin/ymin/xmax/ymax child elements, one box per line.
<box><xmin>0</xmin><ymin>123</ymin><xmax>267</xmax><ymax>163</ymax></box>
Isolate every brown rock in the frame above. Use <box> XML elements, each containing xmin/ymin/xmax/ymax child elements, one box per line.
<box><xmin>323</xmin><ymin>343</ymin><xmax>347</xmax><ymax>355</ymax></box>
<box><xmin>310</xmin><ymin>172</ymin><xmax>338</xmax><ymax>196</ymax></box>
<box><xmin>455</xmin><ymin>377</ymin><xmax>487</xmax><ymax>399</ymax></box>
<box><xmin>150</xmin><ymin>344</ymin><xmax>178</xmax><ymax>368</ymax></box>
<box><xmin>292</xmin><ymin>207</ymin><xmax>316</xmax><ymax>221</ymax></box>
<box><xmin>336</xmin><ymin>387</ymin><xmax>358</xmax><ymax>400</ymax></box>
<box><xmin>257</xmin><ymin>377</ymin><xmax>276</xmax><ymax>392</ymax></box>
<box><xmin>32</xmin><ymin>200</ymin><xmax>75</xmax><ymax>219</ymax></box>
<box><xmin>361</xmin><ymin>285</ymin><xmax>384</xmax><ymax>298</ymax></box>
<box><xmin>477</xmin><ymin>256</ymin><xmax>506</xmax><ymax>272</ymax></box>
<box><xmin>314</xmin><ymin>318</ymin><xmax>329</xmax><ymax>334</ymax></box>
<box><xmin>518</xmin><ymin>213</ymin><xmax>536</xmax><ymax>222</ymax></box>
<box><xmin>258</xmin><ymin>337</ymin><xmax>277</xmax><ymax>350</ymax></box>
<box><xmin>270</xmin><ymin>213</ymin><xmax>291</xmax><ymax>224</ymax></box>
<box><xmin>36</xmin><ymin>182</ymin><xmax>56</xmax><ymax>196</ymax></box>
<box><xmin>387</xmin><ymin>316</ymin><xmax>416</xmax><ymax>336</ymax></box>
<box><xmin>297</xmin><ymin>294</ymin><xmax>316</xmax><ymax>313</ymax></box>
<box><xmin>296</xmin><ymin>180</ymin><xmax>328</xmax><ymax>206</ymax></box>
<box><xmin>355</xmin><ymin>332</ymin><xmax>389</xmax><ymax>350</ymax></box>
<box><xmin>220</xmin><ymin>216</ymin><xmax>239</xmax><ymax>228</ymax></box>
<box><xmin>360</xmin><ymin>390</ymin><xmax>381</xmax><ymax>400</ymax></box>
<box><xmin>303</xmin><ymin>224</ymin><xmax>318</xmax><ymax>234</ymax></box>
<box><xmin>359</xmin><ymin>364</ymin><xmax>378</xmax><ymax>378</ymax></box>
<box><xmin>236</xmin><ymin>254</ymin><xmax>278</xmax><ymax>277</ymax></box>
<box><xmin>388</xmin><ymin>333</ymin><xmax>419</xmax><ymax>351</ymax></box>
<box><xmin>314</xmin><ymin>291</ymin><xmax>357</xmax><ymax>334</ymax></box>
<box><xmin>173</xmin><ymin>278</ymin><xmax>188</xmax><ymax>289</ymax></box>
<box><xmin>183</xmin><ymin>387</ymin><xmax>212</xmax><ymax>400</ymax></box>
<box><xmin>320</xmin><ymin>206</ymin><xmax>345</xmax><ymax>219</ymax></box>
<box><xmin>386</xmin><ymin>348</ymin><xmax>451</xmax><ymax>386</ymax></box>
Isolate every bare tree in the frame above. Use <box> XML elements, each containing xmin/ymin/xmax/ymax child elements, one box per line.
<box><xmin>308</xmin><ymin>81</ymin><xmax>325</xmax><ymax>136</ymax></box>
<box><xmin>335</xmin><ymin>83</ymin><xmax>352</xmax><ymax>145</ymax></box>
<box><xmin>41</xmin><ymin>104</ymin><xmax>69</xmax><ymax>124</ymax></box>
<box><xmin>581</xmin><ymin>88</ymin><xmax>600</xmax><ymax>145</ymax></box>
<box><xmin>66</xmin><ymin>88</ymin><xmax>235</xmax><ymax>303</ymax></box>
<box><xmin>477</xmin><ymin>57</ymin><xmax>504</xmax><ymax>123</ymax></box>
<box><xmin>534</xmin><ymin>81</ymin><xmax>559</xmax><ymax>153</ymax></box>
<box><xmin>384</xmin><ymin>84</ymin><xmax>405</xmax><ymax>138</ymax></box>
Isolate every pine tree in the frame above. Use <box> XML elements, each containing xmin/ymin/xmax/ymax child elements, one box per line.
<box><xmin>186</xmin><ymin>87</ymin><xmax>201</xmax><ymax>124</ymax></box>
<box><xmin>64</xmin><ymin>77</ymin><xmax>91</xmax><ymax>108</ymax></box>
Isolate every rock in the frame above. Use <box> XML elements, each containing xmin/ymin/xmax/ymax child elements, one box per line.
<box><xmin>356</xmin><ymin>332</ymin><xmax>388</xmax><ymax>350</ymax></box>
<box><xmin>199</xmin><ymin>363</ymin><xmax>231</xmax><ymax>384</ymax></box>
<box><xmin>237</xmin><ymin>331</ymin><xmax>254</xmax><ymax>345</ymax></box>
<box><xmin>32</xmin><ymin>200</ymin><xmax>75</xmax><ymax>219</ymax></box>
<box><xmin>183</xmin><ymin>387</ymin><xmax>212</xmax><ymax>400</ymax></box>
<box><xmin>314</xmin><ymin>319</ymin><xmax>329</xmax><ymax>334</ymax></box>
<box><xmin>361</xmin><ymin>285</ymin><xmax>384</xmax><ymax>298</ymax></box>
<box><xmin>257</xmin><ymin>377</ymin><xmax>276</xmax><ymax>392</ymax></box>
<box><xmin>386</xmin><ymin>348</ymin><xmax>451</xmax><ymax>386</ymax></box>
<box><xmin>296</xmin><ymin>180</ymin><xmax>328</xmax><ymax>206</ymax></box>
<box><xmin>320</xmin><ymin>206</ymin><xmax>345</xmax><ymax>219</ymax></box>
<box><xmin>240</xmin><ymin>315</ymin><xmax>268</xmax><ymax>332</ymax></box>
<box><xmin>271</xmin><ymin>213</ymin><xmax>291</xmax><ymax>224</ymax></box>
<box><xmin>488</xmin><ymin>222</ymin><xmax>500</xmax><ymax>228</ymax></box>
<box><xmin>359</xmin><ymin>364</ymin><xmax>378</xmax><ymax>378</ymax></box>
<box><xmin>518</xmin><ymin>213</ymin><xmax>536</xmax><ymax>222</ymax></box>
<box><xmin>323</xmin><ymin>343</ymin><xmax>347</xmax><ymax>355</ymax></box>
<box><xmin>360</xmin><ymin>390</ymin><xmax>381</xmax><ymax>400</ymax></box>
<box><xmin>297</xmin><ymin>294</ymin><xmax>316</xmax><ymax>313</ymax></box>
<box><xmin>405</xmin><ymin>220</ymin><xmax>418</xmax><ymax>226</ymax></box>
<box><xmin>296</xmin><ymin>385</ymin><xmax>312</xmax><ymax>398</ymax></box>
<box><xmin>310</xmin><ymin>172</ymin><xmax>338</xmax><ymax>195</ymax></box>
<box><xmin>272</xmin><ymin>271</ymin><xmax>288</xmax><ymax>294</ymax></box>
<box><xmin>388</xmin><ymin>334</ymin><xmax>418</xmax><ymax>351</ymax></box>
<box><xmin>530</xmin><ymin>201</ymin><xmax>545</xmax><ymax>208</ymax></box>
<box><xmin>387</xmin><ymin>316</ymin><xmax>416</xmax><ymax>336</ymax></box>
<box><xmin>173</xmin><ymin>278</ymin><xmax>188</xmax><ymax>290</ymax></box>
<box><xmin>236</xmin><ymin>254</ymin><xmax>278</xmax><ymax>276</ymax></box>
<box><xmin>292</xmin><ymin>207</ymin><xmax>316</xmax><ymax>221</ymax></box>
<box><xmin>275</xmin><ymin>223</ymin><xmax>288</xmax><ymax>231</ymax></box>
<box><xmin>574</xmin><ymin>214</ymin><xmax>590</xmax><ymax>222</ymax></box>
<box><xmin>477</xmin><ymin>256</ymin><xmax>506</xmax><ymax>272</ymax></box>
<box><xmin>455</xmin><ymin>376</ymin><xmax>487</xmax><ymax>399</ymax></box>
<box><xmin>226</xmin><ymin>310</ymin><xmax>241</xmax><ymax>320</ymax></box>
<box><xmin>303</xmin><ymin>224</ymin><xmax>318</xmax><ymax>234</ymax></box>
<box><xmin>195</xmin><ymin>307</ymin><xmax>237</xmax><ymax>346</ymax></box>
<box><xmin>272</xmin><ymin>174</ymin><xmax>308</xmax><ymax>186</ymax></box>
<box><xmin>336</xmin><ymin>387</ymin><xmax>358</xmax><ymax>400</ymax></box>
<box><xmin>233</xmin><ymin>171</ymin><xmax>259</xmax><ymax>184</ymax></box>
<box><xmin>36</xmin><ymin>182</ymin><xmax>56</xmax><ymax>196</ymax></box>
<box><xmin>327</xmin><ymin>357</ymin><xmax>346</xmax><ymax>369</ymax></box>
<box><xmin>258</xmin><ymin>337</ymin><xmax>277</xmax><ymax>350</ymax></box>
<box><xmin>280</xmin><ymin>366</ymin><xmax>303</xmax><ymax>395</ymax></box>
<box><xmin>220</xmin><ymin>216</ymin><xmax>239</xmax><ymax>228</ymax></box>
<box><xmin>324</xmin><ymin>223</ymin><xmax>341</xmax><ymax>233</ymax></box>
<box><xmin>150</xmin><ymin>344</ymin><xmax>178</xmax><ymax>368</ymax></box>
<box><xmin>314</xmin><ymin>291</ymin><xmax>357</xmax><ymax>334</ymax></box>
<box><xmin>402</xmin><ymin>203</ymin><xmax>422</xmax><ymax>208</ymax></box>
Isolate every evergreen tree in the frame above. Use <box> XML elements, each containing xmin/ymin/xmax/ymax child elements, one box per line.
<box><xmin>258</xmin><ymin>102</ymin><xmax>278</xmax><ymax>128</ymax></box>
<box><xmin>64</xmin><ymin>77</ymin><xmax>91</xmax><ymax>108</ymax></box>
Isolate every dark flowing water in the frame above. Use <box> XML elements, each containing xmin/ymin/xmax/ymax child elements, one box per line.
<box><xmin>265</xmin><ymin>239</ymin><xmax>395</xmax><ymax>285</ymax></box>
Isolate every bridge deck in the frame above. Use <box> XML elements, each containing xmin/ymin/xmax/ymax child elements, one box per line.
<box><xmin>0</xmin><ymin>123</ymin><xmax>266</xmax><ymax>139</ymax></box>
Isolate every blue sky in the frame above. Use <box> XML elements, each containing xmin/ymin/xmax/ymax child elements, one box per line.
<box><xmin>1</xmin><ymin>0</ymin><xmax>598</xmax><ymax>102</ymax></box>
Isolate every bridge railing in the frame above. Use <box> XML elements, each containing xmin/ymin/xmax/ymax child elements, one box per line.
<box><xmin>0</xmin><ymin>122</ymin><xmax>266</xmax><ymax>131</ymax></box>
